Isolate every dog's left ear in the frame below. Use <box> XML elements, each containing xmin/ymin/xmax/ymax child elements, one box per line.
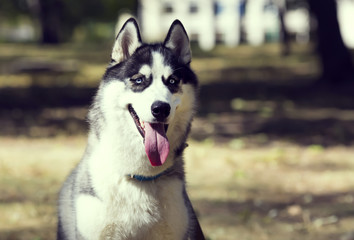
<box><xmin>111</xmin><ymin>18</ymin><xmax>142</xmax><ymax>64</ymax></box>
<box><xmin>164</xmin><ymin>20</ymin><xmax>191</xmax><ymax>65</ymax></box>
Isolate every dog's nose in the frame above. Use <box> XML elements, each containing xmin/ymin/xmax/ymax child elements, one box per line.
<box><xmin>151</xmin><ymin>101</ymin><xmax>171</xmax><ymax>122</ymax></box>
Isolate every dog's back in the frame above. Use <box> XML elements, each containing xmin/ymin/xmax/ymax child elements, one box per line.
<box><xmin>57</xmin><ymin>18</ymin><xmax>204</xmax><ymax>240</ymax></box>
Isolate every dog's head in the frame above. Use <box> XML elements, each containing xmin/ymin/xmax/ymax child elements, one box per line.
<box><xmin>94</xmin><ymin>18</ymin><xmax>198</xmax><ymax>168</ymax></box>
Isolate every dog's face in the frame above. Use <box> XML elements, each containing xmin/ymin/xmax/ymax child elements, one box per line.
<box><xmin>97</xmin><ymin>19</ymin><xmax>197</xmax><ymax>168</ymax></box>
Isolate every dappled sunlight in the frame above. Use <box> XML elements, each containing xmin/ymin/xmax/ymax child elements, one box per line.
<box><xmin>0</xmin><ymin>136</ymin><xmax>85</xmax><ymax>240</ymax></box>
<box><xmin>193</xmin><ymin>97</ymin><xmax>354</xmax><ymax>146</ymax></box>
<box><xmin>1</xmin><ymin>135</ymin><xmax>353</xmax><ymax>240</ymax></box>
<box><xmin>185</xmin><ymin>140</ymin><xmax>354</xmax><ymax>239</ymax></box>
<box><xmin>1</xmin><ymin>0</ymin><xmax>354</xmax><ymax>237</ymax></box>
<box><xmin>0</xmin><ymin>43</ymin><xmax>109</xmax><ymax>88</ymax></box>
<box><xmin>193</xmin><ymin>44</ymin><xmax>319</xmax><ymax>84</ymax></box>
<box><xmin>0</xmin><ymin>107</ymin><xmax>88</xmax><ymax>137</ymax></box>
<box><xmin>0</xmin><ymin>43</ymin><xmax>353</xmax><ymax>239</ymax></box>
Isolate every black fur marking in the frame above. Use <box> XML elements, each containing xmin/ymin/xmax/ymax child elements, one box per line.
<box><xmin>128</xmin><ymin>74</ymin><xmax>153</xmax><ymax>92</ymax></box>
<box><xmin>157</xmin><ymin>45</ymin><xmax>198</xmax><ymax>87</ymax></box>
<box><xmin>103</xmin><ymin>44</ymin><xmax>198</xmax><ymax>90</ymax></box>
<box><xmin>104</xmin><ymin>45</ymin><xmax>152</xmax><ymax>82</ymax></box>
<box><xmin>78</xmin><ymin>169</ymin><xmax>97</xmax><ymax>197</ymax></box>
<box><xmin>162</xmin><ymin>75</ymin><xmax>181</xmax><ymax>93</ymax></box>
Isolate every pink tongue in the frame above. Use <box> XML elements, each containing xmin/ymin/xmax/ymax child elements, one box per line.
<box><xmin>144</xmin><ymin>123</ymin><xmax>170</xmax><ymax>166</ymax></box>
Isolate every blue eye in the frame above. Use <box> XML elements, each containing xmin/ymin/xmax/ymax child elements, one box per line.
<box><xmin>168</xmin><ymin>77</ymin><xmax>179</xmax><ymax>85</ymax></box>
<box><xmin>135</xmin><ymin>78</ymin><xmax>143</xmax><ymax>84</ymax></box>
<box><xmin>131</xmin><ymin>75</ymin><xmax>145</xmax><ymax>85</ymax></box>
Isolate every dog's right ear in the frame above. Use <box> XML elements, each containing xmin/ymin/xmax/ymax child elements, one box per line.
<box><xmin>111</xmin><ymin>18</ymin><xmax>142</xmax><ymax>64</ymax></box>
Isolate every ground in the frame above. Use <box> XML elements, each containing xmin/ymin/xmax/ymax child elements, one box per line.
<box><xmin>0</xmin><ymin>43</ymin><xmax>353</xmax><ymax>240</ymax></box>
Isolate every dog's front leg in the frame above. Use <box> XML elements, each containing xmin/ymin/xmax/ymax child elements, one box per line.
<box><xmin>76</xmin><ymin>195</ymin><xmax>105</xmax><ymax>240</ymax></box>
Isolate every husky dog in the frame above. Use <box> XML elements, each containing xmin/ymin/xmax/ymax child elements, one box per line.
<box><xmin>57</xmin><ymin>18</ymin><xmax>205</xmax><ymax>240</ymax></box>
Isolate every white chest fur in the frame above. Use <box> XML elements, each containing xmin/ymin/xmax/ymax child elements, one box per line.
<box><xmin>76</xmin><ymin>177</ymin><xmax>189</xmax><ymax>240</ymax></box>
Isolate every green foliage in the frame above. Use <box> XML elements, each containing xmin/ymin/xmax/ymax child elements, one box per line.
<box><xmin>231</xmin><ymin>98</ymin><xmax>245</xmax><ymax>111</ymax></box>
<box><xmin>229</xmin><ymin>138</ymin><xmax>245</xmax><ymax>150</ymax></box>
<box><xmin>307</xmin><ymin>144</ymin><xmax>324</xmax><ymax>153</ymax></box>
<box><xmin>51</xmin><ymin>0</ymin><xmax>137</xmax><ymax>41</ymax></box>
<box><xmin>60</xmin><ymin>0</ymin><xmax>137</xmax><ymax>24</ymax></box>
<box><xmin>0</xmin><ymin>0</ymin><xmax>137</xmax><ymax>43</ymax></box>
<box><xmin>0</xmin><ymin>0</ymin><xmax>29</xmax><ymax>21</ymax></box>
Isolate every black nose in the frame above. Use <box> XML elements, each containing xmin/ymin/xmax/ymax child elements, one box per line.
<box><xmin>151</xmin><ymin>101</ymin><xmax>171</xmax><ymax>122</ymax></box>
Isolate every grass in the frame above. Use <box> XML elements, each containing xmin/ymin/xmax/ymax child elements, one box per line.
<box><xmin>1</xmin><ymin>137</ymin><xmax>354</xmax><ymax>240</ymax></box>
<box><xmin>0</xmin><ymin>137</ymin><xmax>84</xmax><ymax>240</ymax></box>
<box><xmin>0</xmin><ymin>42</ymin><xmax>354</xmax><ymax>239</ymax></box>
<box><xmin>185</xmin><ymin>141</ymin><xmax>354</xmax><ymax>239</ymax></box>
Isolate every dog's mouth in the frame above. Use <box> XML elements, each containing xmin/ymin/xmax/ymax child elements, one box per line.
<box><xmin>128</xmin><ymin>104</ymin><xmax>145</xmax><ymax>138</ymax></box>
<box><xmin>128</xmin><ymin>104</ymin><xmax>170</xmax><ymax>167</ymax></box>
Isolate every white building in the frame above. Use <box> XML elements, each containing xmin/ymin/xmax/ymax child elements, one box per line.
<box><xmin>136</xmin><ymin>0</ymin><xmax>354</xmax><ymax>50</ymax></box>
<box><xmin>337</xmin><ymin>0</ymin><xmax>354</xmax><ymax>49</ymax></box>
<box><xmin>138</xmin><ymin>0</ymin><xmax>241</xmax><ymax>50</ymax></box>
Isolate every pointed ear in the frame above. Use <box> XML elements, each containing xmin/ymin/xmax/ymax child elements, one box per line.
<box><xmin>164</xmin><ymin>20</ymin><xmax>191</xmax><ymax>65</ymax></box>
<box><xmin>111</xmin><ymin>18</ymin><xmax>142</xmax><ymax>63</ymax></box>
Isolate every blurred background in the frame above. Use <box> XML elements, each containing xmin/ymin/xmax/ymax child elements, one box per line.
<box><xmin>0</xmin><ymin>0</ymin><xmax>354</xmax><ymax>239</ymax></box>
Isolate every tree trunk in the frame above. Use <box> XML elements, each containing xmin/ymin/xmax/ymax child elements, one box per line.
<box><xmin>26</xmin><ymin>0</ymin><xmax>63</xmax><ymax>44</ymax></box>
<box><xmin>308</xmin><ymin>0</ymin><xmax>354</xmax><ymax>85</ymax></box>
<box><xmin>276</xmin><ymin>0</ymin><xmax>290</xmax><ymax>55</ymax></box>
<box><xmin>38</xmin><ymin>0</ymin><xmax>63</xmax><ymax>44</ymax></box>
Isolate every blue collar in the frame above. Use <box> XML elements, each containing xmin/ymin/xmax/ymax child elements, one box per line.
<box><xmin>127</xmin><ymin>168</ymin><xmax>172</xmax><ymax>182</ymax></box>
